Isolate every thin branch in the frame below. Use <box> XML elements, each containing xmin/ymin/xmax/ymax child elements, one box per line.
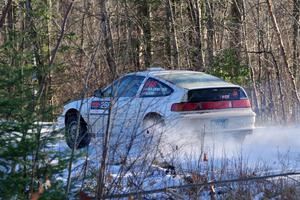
<box><xmin>0</xmin><ymin>0</ymin><xmax>12</xmax><ymax>31</ymax></box>
<box><xmin>48</xmin><ymin>0</ymin><xmax>74</xmax><ymax>68</ymax></box>
<box><xmin>266</xmin><ymin>0</ymin><xmax>300</xmax><ymax>105</ymax></box>
<box><xmin>104</xmin><ymin>172</ymin><xmax>300</xmax><ymax>199</ymax></box>
<box><xmin>65</xmin><ymin>36</ymin><xmax>102</xmax><ymax>196</ymax></box>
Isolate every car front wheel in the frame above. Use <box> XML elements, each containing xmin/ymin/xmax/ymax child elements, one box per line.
<box><xmin>65</xmin><ymin>114</ymin><xmax>90</xmax><ymax>149</ymax></box>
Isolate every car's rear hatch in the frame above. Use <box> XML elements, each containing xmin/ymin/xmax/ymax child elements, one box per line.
<box><xmin>170</xmin><ymin>87</ymin><xmax>255</xmax><ymax>132</ymax></box>
<box><xmin>171</xmin><ymin>87</ymin><xmax>251</xmax><ymax>112</ymax></box>
<box><xmin>156</xmin><ymin>71</ymin><xmax>255</xmax><ymax>132</ymax></box>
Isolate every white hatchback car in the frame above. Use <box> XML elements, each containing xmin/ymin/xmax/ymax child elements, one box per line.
<box><xmin>59</xmin><ymin>68</ymin><xmax>255</xmax><ymax>149</ymax></box>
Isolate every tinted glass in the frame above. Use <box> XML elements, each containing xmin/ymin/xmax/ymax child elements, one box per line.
<box><xmin>157</xmin><ymin>72</ymin><xmax>224</xmax><ymax>88</ymax></box>
<box><xmin>141</xmin><ymin>78</ymin><xmax>173</xmax><ymax>97</ymax></box>
<box><xmin>103</xmin><ymin>75</ymin><xmax>145</xmax><ymax>97</ymax></box>
<box><xmin>188</xmin><ymin>87</ymin><xmax>248</xmax><ymax>102</ymax></box>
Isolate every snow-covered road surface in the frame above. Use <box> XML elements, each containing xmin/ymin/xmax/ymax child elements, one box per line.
<box><xmin>39</xmin><ymin>124</ymin><xmax>300</xmax><ymax>199</ymax></box>
<box><xmin>50</xmin><ymin>124</ymin><xmax>300</xmax><ymax>172</ymax></box>
<box><xmin>164</xmin><ymin>125</ymin><xmax>300</xmax><ymax>172</ymax></box>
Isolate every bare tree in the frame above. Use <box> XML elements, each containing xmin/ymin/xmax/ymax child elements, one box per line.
<box><xmin>165</xmin><ymin>0</ymin><xmax>179</xmax><ymax>69</ymax></box>
<box><xmin>292</xmin><ymin>0</ymin><xmax>299</xmax><ymax>80</ymax></box>
<box><xmin>266</xmin><ymin>0</ymin><xmax>300</xmax><ymax>107</ymax></box>
<box><xmin>204</xmin><ymin>0</ymin><xmax>214</xmax><ymax>68</ymax></box>
<box><xmin>187</xmin><ymin>0</ymin><xmax>205</xmax><ymax>71</ymax></box>
<box><xmin>138</xmin><ymin>0</ymin><xmax>152</xmax><ymax>68</ymax></box>
<box><xmin>99</xmin><ymin>0</ymin><xmax>116</xmax><ymax>75</ymax></box>
<box><xmin>0</xmin><ymin>0</ymin><xmax>12</xmax><ymax>31</ymax></box>
<box><xmin>229</xmin><ymin>0</ymin><xmax>243</xmax><ymax>65</ymax></box>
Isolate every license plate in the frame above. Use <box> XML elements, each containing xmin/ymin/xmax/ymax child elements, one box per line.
<box><xmin>211</xmin><ymin>118</ymin><xmax>228</xmax><ymax>129</ymax></box>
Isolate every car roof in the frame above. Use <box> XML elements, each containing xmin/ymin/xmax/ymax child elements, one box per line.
<box><xmin>129</xmin><ymin>69</ymin><xmax>238</xmax><ymax>89</ymax></box>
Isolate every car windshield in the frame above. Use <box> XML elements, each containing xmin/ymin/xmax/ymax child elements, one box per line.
<box><xmin>157</xmin><ymin>72</ymin><xmax>225</xmax><ymax>89</ymax></box>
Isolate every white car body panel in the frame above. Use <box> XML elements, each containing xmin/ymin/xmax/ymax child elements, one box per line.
<box><xmin>59</xmin><ymin>70</ymin><xmax>256</xmax><ymax>138</ymax></box>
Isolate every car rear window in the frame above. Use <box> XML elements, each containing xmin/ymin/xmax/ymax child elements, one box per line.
<box><xmin>188</xmin><ymin>87</ymin><xmax>247</xmax><ymax>102</ymax></box>
<box><xmin>141</xmin><ymin>78</ymin><xmax>173</xmax><ymax>97</ymax></box>
<box><xmin>157</xmin><ymin>72</ymin><xmax>225</xmax><ymax>88</ymax></box>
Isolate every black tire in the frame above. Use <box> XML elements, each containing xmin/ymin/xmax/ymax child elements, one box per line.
<box><xmin>65</xmin><ymin>114</ymin><xmax>90</xmax><ymax>149</ymax></box>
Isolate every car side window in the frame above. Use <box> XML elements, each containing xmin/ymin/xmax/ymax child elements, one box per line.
<box><xmin>140</xmin><ymin>78</ymin><xmax>173</xmax><ymax>97</ymax></box>
<box><xmin>102</xmin><ymin>86</ymin><xmax>112</xmax><ymax>97</ymax></box>
<box><xmin>103</xmin><ymin>75</ymin><xmax>145</xmax><ymax>97</ymax></box>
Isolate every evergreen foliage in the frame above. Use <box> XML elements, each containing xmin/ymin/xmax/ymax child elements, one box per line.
<box><xmin>210</xmin><ymin>48</ymin><xmax>250</xmax><ymax>85</ymax></box>
<box><xmin>0</xmin><ymin>2</ymin><xmax>68</xmax><ymax>199</ymax></box>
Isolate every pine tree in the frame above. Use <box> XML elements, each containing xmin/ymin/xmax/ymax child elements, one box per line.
<box><xmin>0</xmin><ymin>1</ymin><xmax>68</xmax><ymax>198</ymax></box>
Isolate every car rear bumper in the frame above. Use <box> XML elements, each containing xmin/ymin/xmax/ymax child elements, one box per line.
<box><xmin>167</xmin><ymin>109</ymin><xmax>256</xmax><ymax>134</ymax></box>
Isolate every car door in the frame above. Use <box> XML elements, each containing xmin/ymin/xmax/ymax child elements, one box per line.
<box><xmin>89</xmin><ymin>75</ymin><xmax>145</xmax><ymax>137</ymax></box>
<box><xmin>88</xmin><ymin>90</ymin><xmax>111</xmax><ymax>136</ymax></box>
<box><xmin>110</xmin><ymin>75</ymin><xmax>145</xmax><ymax>137</ymax></box>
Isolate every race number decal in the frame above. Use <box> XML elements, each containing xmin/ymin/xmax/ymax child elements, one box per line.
<box><xmin>91</xmin><ymin>101</ymin><xmax>110</xmax><ymax>110</ymax></box>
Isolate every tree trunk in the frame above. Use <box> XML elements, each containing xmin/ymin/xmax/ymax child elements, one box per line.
<box><xmin>96</xmin><ymin>0</ymin><xmax>116</xmax><ymax>198</ymax></box>
<box><xmin>266</xmin><ymin>0</ymin><xmax>300</xmax><ymax>107</ymax></box>
<box><xmin>255</xmin><ymin>0</ymin><xmax>262</xmax><ymax>117</ymax></box>
<box><xmin>229</xmin><ymin>0</ymin><xmax>243</xmax><ymax>65</ymax></box>
<box><xmin>138</xmin><ymin>0</ymin><xmax>152</xmax><ymax>68</ymax></box>
<box><xmin>165</xmin><ymin>0</ymin><xmax>172</xmax><ymax>66</ymax></box>
<box><xmin>204</xmin><ymin>0</ymin><xmax>214</xmax><ymax>69</ymax></box>
<box><xmin>179</xmin><ymin>0</ymin><xmax>192</xmax><ymax>69</ymax></box>
<box><xmin>242</xmin><ymin>0</ymin><xmax>260</xmax><ymax>117</ymax></box>
<box><xmin>166</xmin><ymin>0</ymin><xmax>179</xmax><ymax>68</ymax></box>
<box><xmin>99</xmin><ymin>0</ymin><xmax>117</xmax><ymax>75</ymax></box>
<box><xmin>124</xmin><ymin>0</ymin><xmax>141</xmax><ymax>71</ymax></box>
<box><xmin>187</xmin><ymin>0</ymin><xmax>204</xmax><ymax>71</ymax></box>
<box><xmin>292</xmin><ymin>0</ymin><xmax>300</xmax><ymax>121</ymax></box>
<box><xmin>0</xmin><ymin>0</ymin><xmax>12</xmax><ymax>31</ymax></box>
<box><xmin>292</xmin><ymin>0</ymin><xmax>299</xmax><ymax>79</ymax></box>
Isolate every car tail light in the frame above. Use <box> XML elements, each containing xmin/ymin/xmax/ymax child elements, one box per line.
<box><xmin>171</xmin><ymin>99</ymin><xmax>251</xmax><ymax>112</ymax></box>
<box><xmin>232</xmin><ymin>99</ymin><xmax>251</xmax><ymax>108</ymax></box>
<box><xmin>171</xmin><ymin>102</ymin><xmax>199</xmax><ymax>112</ymax></box>
<box><xmin>201</xmin><ymin>101</ymin><xmax>231</xmax><ymax>110</ymax></box>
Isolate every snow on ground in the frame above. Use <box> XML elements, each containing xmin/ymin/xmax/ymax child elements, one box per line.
<box><xmin>40</xmin><ymin>124</ymin><xmax>300</xmax><ymax>198</ymax></box>
<box><xmin>3</xmin><ymin>122</ymin><xmax>299</xmax><ymax>198</ymax></box>
<box><xmin>47</xmin><ymin>123</ymin><xmax>300</xmax><ymax>172</ymax></box>
<box><xmin>241</xmin><ymin>126</ymin><xmax>300</xmax><ymax>169</ymax></box>
<box><xmin>163</xmin><ymin>125</ymin><xmax>300</xmax><ymax>172</ymax></box>
<box><xmin>49</xmin><ymin>124</ymin><xmax>300</xmax><ymax>172</ymax></box>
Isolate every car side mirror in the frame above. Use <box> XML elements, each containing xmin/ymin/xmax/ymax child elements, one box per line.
<box><xmin>93</xmin><ymin>89</ymin><xmax>103</xmax><ymax>98</ymax></box>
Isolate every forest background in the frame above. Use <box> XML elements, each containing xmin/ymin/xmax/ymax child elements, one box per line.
<box><xmin>1</xmin><ymin>0</ymin><xmax>300</xmax><ymax>199</ymax></box>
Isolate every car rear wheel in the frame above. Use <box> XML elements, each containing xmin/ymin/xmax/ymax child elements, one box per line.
<box><xmin>141</xmin><ymin>114</ymin><xmax>166</xmax><ymax>160</ymax></box>
<box><xmin>142</xmin><ymin>114</ymin><xmax>165</xmax><ymax>136</ymax></box>
<box><xmin>65</xmin><ymin>114</ymin><xmax>90</xmax><ymax>149</ymax></box>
